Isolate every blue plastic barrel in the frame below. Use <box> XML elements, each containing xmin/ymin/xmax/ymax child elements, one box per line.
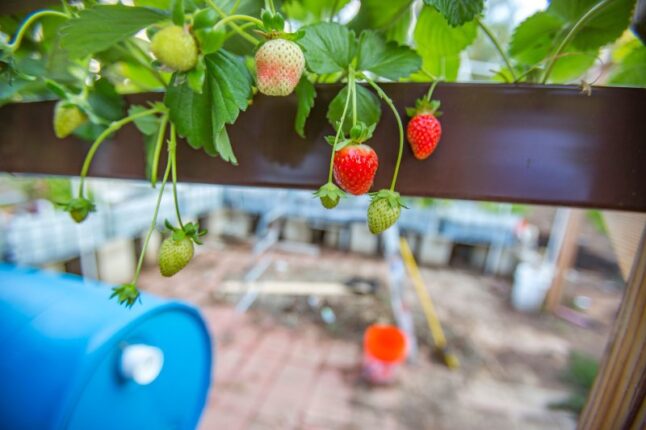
<box><xmin>0</xmin><ymin>264</ymin><xmax>212</xmax><ymax>430</ymax></box>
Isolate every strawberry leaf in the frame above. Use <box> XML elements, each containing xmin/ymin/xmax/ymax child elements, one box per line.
<box><xmin>294</xmin><ymin>76</ymin><xmax>316</xmax><ymax>138</ymax></box>
<box><xmin>423</xmin><ymin>0</ymin><xmax>484</xmax><ymax>27</ymax></box>
<box><xmin>509</xmin><ymin>11</ymin><xmax>565</xmax><ymax>65</ymax></box>
<box><xmin>60</xmin><ymin>5</ymin><xmax>168</xmax><ymax>58</ymax></box>
<box><xmin>548</xmin><ymin>0</ymin><xmax>635</xmax><ymax>51</ymax></box>
<box><xmin>356</xmin><ymin>30</ymin><xmax>421</xmax><ymax>80</ymax></box>
<box><xmin>299</xmin><ymin>22</ymin><xmax>357</xmax><ymax>74</ymax></box>
<box><xmin>327</xmin><ymin>84</ymin><xmax>381</xmax><ymax>134</ymax></box>
<box><xmin>165</xmin><ymin>50</ymin><xmax>252</xmax><ymax>159</ymax></box>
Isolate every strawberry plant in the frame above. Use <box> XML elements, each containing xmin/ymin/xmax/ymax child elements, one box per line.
<box><xmin>0</xmin><ymin>0</ymin><xmax>642</xmax><ymax>306</ymax></box>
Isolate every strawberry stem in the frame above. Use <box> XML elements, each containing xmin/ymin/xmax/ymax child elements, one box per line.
<box><xmin>131</xmin><ymin>148</ymin><xmax>172</xmax><ymax>287</ymax></box>
<box><xmin>541</xmin><ymin>0</ymin><xmax>611</xmax><ymax>84</ymax></box>
<box><xmin>424</xmin><ymin>79</ymin><xmax>440</xmax><ymax>103</ymax></box>
<box><xmin>151</xmin><ymin>112</ymin><xmax>169</xmax><ymax>188</ymax></box>
<box><xmin>360</xmin><ymin>74</ymin><xmax>404</xmax><ymax>192</ymax></box>
<box><xmin>351</xmin><ymin>71</ymin><xmax>357</xmax><ymax>127</ymax></box>
<box><xmin>170</xmin><ymin>124</ymin><xmax>185</xmax><ymax>230</ymax></box>
<box><xmin>212</xmin><ymin>14</ymin><xmax>263</xmax><ymax>31</ymax></box>
<box><xmin>207</xmin><ymin>0</ymin><xmax>260</xmax><ymax>45</ymax></box>
<box><xmin>326</xmin><ymin>69</ymin><xmax>354</xmax><ymax>184</ymax></box>
<box><xmin>8</xmin><ymin>10</ymin><xmax>69</xmax><ymax>53</ymax></box>
<box><xmin>475</xmin><ymin>18</ymin><xmax>517</xmax><ymax>82</ymax></box>
<box><xmin>78</xmin><ymin>106</ymin><xmax>162</xmax><ymax>198</ymax></box>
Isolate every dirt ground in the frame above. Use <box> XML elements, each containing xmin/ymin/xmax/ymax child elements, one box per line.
<box><xmin>140</xmin><ymin>234</ymin><xmax>622</xmax><ymax>430</ymax></box>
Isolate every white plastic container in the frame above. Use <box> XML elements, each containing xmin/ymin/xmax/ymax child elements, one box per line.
<box><xmin>511</xmin><ymin>262</ymin><xmax>554</xmax><ymax>312</ymax></box>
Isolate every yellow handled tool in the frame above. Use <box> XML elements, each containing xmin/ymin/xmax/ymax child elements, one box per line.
<box><xmin>400</xmin><ymin>238</ymin><xmax>460</xmax><ymax>369</ymax></box>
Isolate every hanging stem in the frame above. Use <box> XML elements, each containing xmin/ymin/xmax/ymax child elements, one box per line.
<box><xmin>425</xmin><ymin>79</ymin><xmax>440</xmax><ymax>102</ymax></box>
<box><xmin>476</xmin><ymin>18</ymin><xmax>517</xmax><ymax>82</ymax></box>
<box><xmin>351</xmin><ymin>72</ymin><xmax>358</xmax><ymax>127</ymax></box>
<box><xmin>326</xmin><ymin>70</ymin><xmax>354</xmax><ymax>184</ymax></box>
<box><xmin>169</xmin><ymin>124</ymin><xmax>184</xmax><ymax>229</ymax></box>
<box><xmin>131</xmin><ymin>154</ymin><xmax>172</xmax><ymax>285</ymax></box>
<box><xmin>212</xmin><ymin>14</ymin><xmax>263</xmax><ymax>31</ymax></box>
<box><xmin>206</xmin><ymin>0</ymin><xmax>260</xmax><ymax>45</ymax></box>
<box><xmin>125</xmin><ymin>40</ymin><xmax>167</xmax><ymax>88</ymax></box>
<box><xmin>360</xmin><ymin>74</ymin><xmax>404</xmax><ymax>192</ymax></box>
<box><xmin>541</xmin><ymin>0</ymin><xmax>611</xmax><ymax>84</ymax></box>
<box><xmin>150</xmin><ymin>112</ymin><xmax>169</xmax><ymax>187</ymax></box>
<box><xmin>267</xmin><ymin>0</ymin><xmax>277</xmax><ymax>14</ymax></box>
<box><xmin>9</xmin><ymin>10</ymin><xmax>69</xmax><ymax>52</ymax></box>
<box><xmin>78</xmin><ymin>107</ymin><xmax>161</xmax><ymax>197</ymax></box>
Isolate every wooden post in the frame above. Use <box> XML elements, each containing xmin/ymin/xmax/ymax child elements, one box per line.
<box><xmin>545</xmin><ymin>209</ymin><xmax>583</xmax><ymax>312</ymax></box>
<box><xmin>579</xmin><ymin>227</ymin><xmax>646</xmax><ymax>429</ymax></box>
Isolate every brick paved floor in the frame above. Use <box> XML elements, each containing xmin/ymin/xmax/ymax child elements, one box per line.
<box><xmin>138</xmin><ymin>242</ymin><xmax>617</xmax><ymax>429</ymax></box>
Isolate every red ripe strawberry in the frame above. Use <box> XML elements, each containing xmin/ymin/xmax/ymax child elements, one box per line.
<box><xmin>333</xmin><ymin>144</ymin><xmax>378</xmax><ymax>195</ymax></box>
<box><xmin>406</xmin><ymin>86</ymin><xmax>442</xmax><ymax>160</ymax></box>
<box><xmin>407</xmin><ymin>113</ymin><xmax>442</xmax><ymax>160</ymax></box>
<box><xmin>255</xmin><ymin>38</ymin><xmax>305</xmax><ymax>96</ymax></box>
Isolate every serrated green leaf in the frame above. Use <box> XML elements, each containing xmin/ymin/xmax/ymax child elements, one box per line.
<box><xmin>609</xmin><ymin>40</ymin><xmax>646</xmax><ymax>86</ymax></box>
<box><xmin>509</xmin><ymin>11</ymin><xmax>565</xmax><ymax>65</ymax></box>
<box><xmin>214</xmin><ymin>126</ymin><xmax>237</xmax><ymax>164</ymax></box>
<box><xmin>283</xmin><ymin>0</ymin><xmax>351</xmax><ymax>24</ymax></box>
<box><xmin>299</xmin><ymin>22</ymin><xmax>356</xmax><ymax>74</ymax></box>
<box><xmin>165</xmin><ymin>50</ymin><xmax>252</xmax><ymax>158</ymax></box>
<box><xmin>135</xmin><ymin>0</ymin><xmax>172</xmax><ymax>8</ymax></box>
<box><xmin>87</xmin><ymin>78</ymin><xmax>125</xmax><ymax>122</ymax></box>
<box><xmin>327</xmin><ymin>84</ymin><xmax>381</xmax><ymax>134</ymax></box>
<box><xmin>348</xmin><ymin>0</ymin><xmax>412</xmax><ymax>31</ymax></box>
<box><xmin>423</xmin><ymin>0</ymin><xmax>484</xmax><ymax>27</ymax></box>
<box><xmin>414</xmin><ymin>6</ymin><xmax>477</xmax><ymax>57</ymax></box>
<box><xmin>294</xmin><ymin>76</ymin><xmax>316</xmax><ymax>138</ymax></box>
<box><xmin>60</xmin><ymin>5</ymin><xmax>168</xmax><ymax>58</ymax></box>
<box><xmin>129</xmin><ymin>105</ymin><xmax>160</xmax><ymax>135</ymax></box>
<box><xmin>548</xmin><ymin>0</ymin><xmax>636</xmax><ymax>51</ymax></box>
<box><xmin>356</xmin><ymin>31</ymin><xmax>421</xmax><ymax>80</ymax></box>
<box><xmin>549</xmin><ymin>50</ymin><xmax>598</xmax><ymax>83</ymax></box>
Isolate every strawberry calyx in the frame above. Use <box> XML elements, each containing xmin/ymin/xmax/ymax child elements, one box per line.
<box><xmin>324</xmin><ymin>121</ymin><xmax>375</xmax><ymax>151</ymax></box>
<box><xmin>110</xmin><ymin>283</ymin><xmax>140</xmax><ymax>308</ymax></box>
<box><xmin>406</xmin><ymin>98</ymin><xmax>441</xmax><ymax>118</ymax></box>
<box><xmin>314</xmin><ymin>182</ymin><xmax>346</xmax><ymax>209</ymax></box>
<box><xmin>164</xmin><ymin>220</ymin><xmax>207</xmax><ymax>245</ymax></box>
<box><xmin>58</xmin><ymin>197</ymin><xmax>96</xmax><ymax>223</ymax></box>
<box><xmin>369</xmin><ymin>189</ymin><xmax>406</xmax><ymax>209</ymax></box>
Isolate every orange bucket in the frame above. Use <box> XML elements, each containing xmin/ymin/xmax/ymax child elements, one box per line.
<box><xmin>362</xmin><ymin>324</ymin><xmax>407</xmax><ymax>384</ymax></box>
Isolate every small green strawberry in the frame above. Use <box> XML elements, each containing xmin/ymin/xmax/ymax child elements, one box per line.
<box><xmin>158</xmin><ymin>221</ymin><xmax>206</xmax><ymax>277</ymax></box>
<box><xmin>314</xmin><ymin>183</ymin><xmax>345</xmax><ymax>209</ymax></box>
<box><xmin>110</xmin><ymin>283</ymin><xmax>140</xmax><ymax>308</ymax></box>
<box><xmin>151</xmin><ymin>25</ymin><xmax>198</xmax><ymax>72</ymax></box>
<box><xmin>367</xmin><ymin>190</ymin><xmax>404</xmax><ymax>235</ymax></box>
<box><xmin>59</xmin><ymin>197</ymin><xmax>96</xmax><ymax>223</ymax></box>
<box><xmin>53</xmin><ymin>102</ymin><xmax>87</xmax><ymax>139</ymax></box>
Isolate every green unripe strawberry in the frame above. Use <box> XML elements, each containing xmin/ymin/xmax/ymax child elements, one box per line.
<box><xmin>53</xmin><ymin>102</ymin><xmax>87</xmax><ymax>139</ymax></box>
<box><xmin>314</xmin><ymin>183</ymin><xmax>345</xmax><ymax>209</ymax></box>
<box><xmin>367</xmin><ymin>190</ymin><xmax>403</xmax><ymax>235</ymax></box>
<box><xmin>159</xmin><ymin>235</ymin><xmax>194</xmax><ymax>277</ymax></box>
<box><xmin>151</xmin><ymin>25</ymin><xmax>198</xmax><ymax>72</ymax></box>
<box><xmin>60</xmin><ymin>197</ymin><xmax>96</xmax><ymax>223</ymax></box>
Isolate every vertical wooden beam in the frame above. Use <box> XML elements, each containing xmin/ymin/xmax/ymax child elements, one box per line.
<box><xmin>579</xmin><ymin>227</ymin><xmax>646</xmax><ymax>429</ymax></box>
<box><xmin>545</xmin><ymin>209</ymin><xmax>584</xmax><ymax>312</ymax></box>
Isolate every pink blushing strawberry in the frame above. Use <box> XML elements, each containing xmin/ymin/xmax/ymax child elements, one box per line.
<box><xmin>255</xmin><ymin>38</ymin><xmax>305</xmax><ymax>96</ymax></box>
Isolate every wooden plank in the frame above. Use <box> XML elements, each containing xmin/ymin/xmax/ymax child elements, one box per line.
<box><xmin>221</xmin><ymin>281</ymin><xmax>350</xmax><ymax>296</ymax></box>
<box><xmin>1</xmin><ymin>84</ymin><xmax>645</xmax><ymax>211</ymax></box>
<box><xmin>579</xmin><ymin>227</ymin><xmax>646</xmax><ymax>429</ymax></box>
<box><xmin>545</xmin><ymin>209</ymin><xmax>584</xmax><ymax>312</ymax></box>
